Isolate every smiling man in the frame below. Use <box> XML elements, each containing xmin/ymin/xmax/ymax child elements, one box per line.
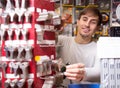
<box><xmin>57</xmin><ymin>7</ymin><xmax>102</xmax><ymax>86</ymax></box>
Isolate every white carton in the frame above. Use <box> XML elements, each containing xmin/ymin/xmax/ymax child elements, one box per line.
<box><xmin>97</xmin><ymin>37</ymin><xmax>120</xmax><ymax>88</ymax></box>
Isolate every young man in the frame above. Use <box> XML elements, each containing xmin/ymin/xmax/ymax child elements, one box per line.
<box><xmin>57</xmin><ymin>6</ymin><xmax>102</xmax><ymax>86</ymax></box>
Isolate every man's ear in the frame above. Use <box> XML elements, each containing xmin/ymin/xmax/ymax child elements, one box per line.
<box><xmin>95</xmin><ymin>26</ymin><xmax>101</xmax><ymax>32</ymax></box>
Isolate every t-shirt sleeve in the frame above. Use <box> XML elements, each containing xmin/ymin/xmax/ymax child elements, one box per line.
<box><xmin>83</xmin><ymin>56</ymin><xmax>100</xmax><ymax>82</ymax></box>
<box><xmin>57</xmin><ymin>35</ymin><xmax>67</xmax><ymax>45</ymax></box>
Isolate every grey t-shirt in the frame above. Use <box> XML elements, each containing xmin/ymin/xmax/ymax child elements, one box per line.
<box><xmin>57</xmin><ymin>35</ymin><xmax>100</xmax><ymax>86</ymax></box>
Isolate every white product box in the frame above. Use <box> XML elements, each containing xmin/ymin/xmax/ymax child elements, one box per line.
<box><xmin>109</xmin><ymin>58</ymin><xmax>115</xmax><ymax>88</ymax></box>
<box><xmin>100</xmin><ymin>58</ymin><xmax>109</xmax><ymax>88</ymax></box>
<box><xmin>115</xmin><ymin>59</ymin><xmax>120</xmax><ymax>88</ymax></box>
<box><xmin>97</xmin><ymin>37</ymin><xmax>120</xmax><ymax>88</ymax></box>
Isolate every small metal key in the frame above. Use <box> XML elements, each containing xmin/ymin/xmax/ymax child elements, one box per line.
<box><xmin>7</xmin><ymin>29</ymin><xmax>13</xmax><ymax>40</ymax></box>
<box><xmin>2</xmin><ymin>62</ymin><xmax>7</xmax><ymax>78</ymax></box>
<box><xmin>15</xmin><ymin>29</ymin><xmax>21</xmax><ymax>40</ymax></box>
<box><xmin>25</xmin><ymin>46</ymin><xmax>33</xmax><ymax>60</ymax></box>
<box><xmin>27</xmin><ymin>79</ymin><xmax>34</xmax><ymax>88</ymax></box>
<box><xmin>20</xmin><ymin>62</ymin><xmax>29</xmax><ymax>79</ymax></box>
<box><xmin>17</xmin><ymin>79</ymin><xmax>25</xmax><ymax>88</ymax></box>
<box><xmin>21</xmin><ymin>29</ymin><xmax>28</xmax><ymax>40</ymax></box>
<box><xmin>17</xmin><ymin>46</ymin><xmax>24</xmax><ymax>60</ymax></box>
<box><xmin>8</xmin><ymin>46</ymin><xmax>15</xmax><ymax>59</ymax></box>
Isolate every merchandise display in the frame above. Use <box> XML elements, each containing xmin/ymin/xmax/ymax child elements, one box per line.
<box><xmin>0</xmin><ymin>0</ymin><xmax>120</xmax><ymax>88</ymax></box>
<box><xmin>110</xmin><ymin>27</ymin><xmax>120</xmax><ymax>37</ymax></box>
<box><xmin>0</xmin><ymin>0</ymin><xmax>63</xmax><ymax>88</ymax></box>
<box><xmin>111</xmin><ymin>0</ymin><xmax>120</xmax><ymax>26</ymax></box>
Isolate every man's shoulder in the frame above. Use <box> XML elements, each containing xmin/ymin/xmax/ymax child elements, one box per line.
<box><xmin>58</xmin><ymin>35</ymin><xmax>74</xmax><ymax>44</ymax></box>
<box><xmin>59</xmin><ymin>35</ymin><xmax>73</xmax><ymax>40</ymax></box>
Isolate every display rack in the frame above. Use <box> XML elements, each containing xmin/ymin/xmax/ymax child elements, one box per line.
<box><xmin>0</xmin><ymin>0</ymin><xmax>62</xmax><ymax>88</ymax></box>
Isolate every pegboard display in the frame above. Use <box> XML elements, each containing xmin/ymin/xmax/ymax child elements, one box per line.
<box><xmin>0</xmin><ymin>0</ymin><xmax>62</xmax><ymax>88</ymax></box>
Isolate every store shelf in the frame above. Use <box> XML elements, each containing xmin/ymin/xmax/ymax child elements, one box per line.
<box><xmin>100</xmin><ymin>10</ymin><xmax>111</xmax><ymax>12</ymax></box>
<box><xmin>75</xmin><ymin>5</ymin><xmax>86</xmax><ymax>8</ymax></box>
<box><xmin>62</xmin><ymin>4</ymin><xmax>74</xmax><ymax>7</ymax></box>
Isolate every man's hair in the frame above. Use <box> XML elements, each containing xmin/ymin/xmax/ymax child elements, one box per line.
<box><xmin>78</xmin><ymin>7</ymin><xmax>102</xmax><ymax>26</ymax></box>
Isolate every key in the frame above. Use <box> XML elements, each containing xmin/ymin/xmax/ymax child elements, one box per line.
<box><xmin>20</xmin><ymin>62</ymin><xmax>29</xmax><ymax>79</ymax></box>
<box><xmin>4</xmin><ymin>79</ymin><xmax>11</xmax><ymax>88</ymax></box>
<box><xmin>15</xmin><ymin>0</ymin><xmax>26</xmax><ymax>22</ymax></box>
<box><xmin>37</xmin><ymin>64</ymin><xmax>44</xmax><ymax>76</ymax></box>
<box><xmin>17</xmin><ymin>46</ymin><xmax>24</xmax><ymax>60</ymax></box>
<box><xmin>24</xmin><ymin>11</ymin><xmax>31</xmax><ymax>22</ymax></box>
<box><xmin>10</xmin><ymin>79</ymin><xmax>18</xmax><ymax>88</ymax></box>
<box><xmin>42</xmin><ymin>62</ymin><xmax>47</xmax><ymax>76</ymax></box>
<box><xmin>17</xmin><ymin>79</ymin><xmax>25</xmax><ymax>88</ymax></box>
<box><xmin>5</xmin><ymin>0</ymin><xmax>13</xmax><ymax>13</ymax></box>
<box><xmin>7</xmin><ymin>29</ymin><xmax>13</xmax><ymax>40</ymax></box>
<box><xmin>17</xmin><ymin>46</ymin><xmax>24</xmax><ymax>59</ymax></box>
<box><xmin>25</xmin><ymin>46</ymin><xmax>33</xmax><ymax>60</ymax></box>
<box><xmin>21</xmin><ymin>29</ymin><xmax>28</xmax><ymax>40</ymax></box>
<box><xmin>0</xmin><ymin>29</ymin><xmax>6</xmax><ymax>41</ymax></box>
<box><xmin>5</xmin><ymin>0</ymin><xmax>15</xmax><ymax>22</ymax></box>
<box><xmin>46</xmin><ymin>61</ymin><xmax>52</xmax><ymax>75</ymax></box>
<box><xmin>9</xmin><ymin>9</ymin><xmax>15</xmax><ymax>22</ymax></box>
<box><xmin>4</xmin><ymin>46</ymin><xmax>9</xmax><ymax>58</ymax></box>
<box><xmin>12</xmin><ymin>62</ymin><xmax>19</xmax><ymax>76</ymax></box>
<box><xmin>15</xmin><ymin>29</ymin><xmax>21</xmax><ymax>40</ymax></box>
<box><xmin>8</xmin><ymin>46</ymin><xmax>15</xmax><ymax>59</ymax></box>
<box><xmin>2</xmin><ymin>62</ymin><xmax>7</xmax><ymax>78</ymax></box>
<box><xmin>9</xmin><ymin>62</ymin><xmax>14</xmax><ymax>73</ymax></box>
<box><xmin>27</xmin><ymin>79</ymin><xmax>34</xmax><ymax>88</ymax></box>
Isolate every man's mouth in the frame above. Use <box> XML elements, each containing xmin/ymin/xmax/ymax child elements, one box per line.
<box><xmin>83</xmin><ymin>28</ymin><xmax>90</xmax><ymax>33</ymax></box>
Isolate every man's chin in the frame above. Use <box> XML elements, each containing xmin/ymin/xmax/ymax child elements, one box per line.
<box><xmin>80</xmin><ymin>34</ymin><xmax>89</xmax><ymax>38</ymax></box>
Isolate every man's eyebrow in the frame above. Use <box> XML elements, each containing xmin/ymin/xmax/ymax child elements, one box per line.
<box><xmin>82</xmin><ymin>16</ymin><xmax>87</xmax><ymax>18</ymax></box>
<box><xmin>81</xmin><ymin>16</ymin><xmax>99</xmax><ymax>20</ymax></box>
<box><xmin>91</xmin><ymin>19</ymin><xmax>98</xmax><ymax>21</ymax></box>
<box><xmin>82</xmin><ymin>17</ymin><xmax>87</xmax><ymax>19</ymax></box>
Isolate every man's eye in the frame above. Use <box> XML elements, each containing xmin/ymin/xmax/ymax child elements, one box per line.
<box><xmin>83</xmin><ymin>18</ymin><xmax>87</xmax><ymax>21</ymax></box>
<box><xmin>91</xmin><ymin>21</ymin><xmax>97</xmax><ymax>24</ymax></box>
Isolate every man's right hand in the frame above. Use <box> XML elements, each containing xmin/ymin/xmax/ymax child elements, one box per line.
<box><xmin>64</xmin><ymin>63</ymin><xmax>85</xmax><ymax>82</ymax></box>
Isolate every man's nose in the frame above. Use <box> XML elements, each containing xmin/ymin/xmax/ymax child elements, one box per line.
<box><xmin>85</xmin><ymin>21</ymin><xmax>90</xmax><ymax>27</ymax></box>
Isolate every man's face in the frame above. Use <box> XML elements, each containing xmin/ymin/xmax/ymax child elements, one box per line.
<box><xmin>77</xmin><ymin>13</ymin><xmax>99</xmax><ymax>38</ymax></box>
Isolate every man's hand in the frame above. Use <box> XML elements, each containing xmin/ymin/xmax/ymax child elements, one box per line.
<box><xmin>64</xmin><ymin>63</ymin><xmax>85</xmax><ymax>82</ymax></box>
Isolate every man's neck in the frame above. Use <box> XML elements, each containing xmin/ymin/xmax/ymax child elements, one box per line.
<box><xmin>74</xmin><ymin>35</ymin><xmax>92</xmax><ymax>44</ymax></box>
